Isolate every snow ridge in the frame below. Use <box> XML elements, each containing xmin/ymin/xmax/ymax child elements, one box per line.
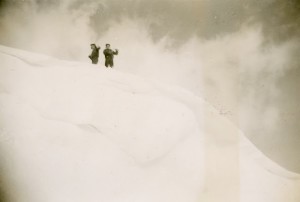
<box><xmin>0</xmin><ymin>45</ymin><xmax>299</xmax><ymax>202</ymax></box>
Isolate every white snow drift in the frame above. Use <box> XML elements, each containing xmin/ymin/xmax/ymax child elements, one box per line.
<box><xmin>0</xmin><ymin>45</ymin><xmax>299</xmax><ymax>202</ymax></box>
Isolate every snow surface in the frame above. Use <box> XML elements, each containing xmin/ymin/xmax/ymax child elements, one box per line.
<box><xmin>0</xmin><ymin>45</ymin><xmax>299</xmax><ymax>202</ymax></box>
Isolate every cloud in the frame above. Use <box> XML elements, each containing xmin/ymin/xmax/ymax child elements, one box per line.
<box><xmin>0</xmin><ymin>0</ymin><xmax>104</xmax><ymax>60</ymax></box>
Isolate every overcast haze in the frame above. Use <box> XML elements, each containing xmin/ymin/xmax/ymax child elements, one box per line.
<box><xmin>0</xmin><ymin>0</ymin><xmax>299</xmax><ymax>173</ymax></box>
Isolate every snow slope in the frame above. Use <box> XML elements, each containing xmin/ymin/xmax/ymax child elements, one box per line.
<box><xmin>0</xmin><ymin>45</ymin><xmax>299</xmax><ymax>202</ymax></box>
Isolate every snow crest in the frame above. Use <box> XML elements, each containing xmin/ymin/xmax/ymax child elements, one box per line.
<box><xmin>0</xmin><ymin>45</ymin><xmax>299</xmax><ymax>202</ymax></box>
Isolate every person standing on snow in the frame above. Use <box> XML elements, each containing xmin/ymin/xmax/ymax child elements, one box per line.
<box><xmin>103</xmin><ymin>43</ymin><xmax>118</xmax><ymax>68</ymax></box>
<box><xmin>89</xmin><ymin>44</ymin><xmax>100</xmax><ymax>64</ymax></box>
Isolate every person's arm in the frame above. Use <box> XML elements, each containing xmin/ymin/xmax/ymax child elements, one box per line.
<box><xmin>88</xmin><ymin>50</ymin><xmax>93</xmax><ymax>59</ymax></box>
<box><xmin>113</xmin><ymin>49</ymin><xmax>118</xmax><ymax>55</ymax></box>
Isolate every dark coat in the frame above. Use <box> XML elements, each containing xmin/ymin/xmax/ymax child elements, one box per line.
<box><xmin>103</xmin><ymin>48</ymin><xmax>118</xmax><ymax>67</ymax></box>
<box><xmin>89</xmin><ymin>47</ymin><xmax>100</xmax><ymax>64</ymax></box>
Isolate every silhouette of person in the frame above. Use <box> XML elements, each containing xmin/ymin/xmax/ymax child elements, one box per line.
<box><xmin>103</xmin><ymin>44</ymin><xmax>118</xmax><ymax>68</ymax></box>
<box><xmin>89</xmin><ymin>44</ymin><xmax>100</xmax><ymax>64</ymax></box>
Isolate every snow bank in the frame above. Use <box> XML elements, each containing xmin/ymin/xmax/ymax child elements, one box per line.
<box><xmin>0</xmin><ymin>45</ymin><xmax>299</xmax><ymax>202</ymax></box>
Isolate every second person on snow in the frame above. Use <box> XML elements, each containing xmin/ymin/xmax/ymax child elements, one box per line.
<box><xmin>103</xmin><ymin>44</ymin><xmax>118</xmax><ymax>68</ymax></box>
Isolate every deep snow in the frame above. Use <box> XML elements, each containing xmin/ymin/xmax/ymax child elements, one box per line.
<box><xmin>0</xmin><ymin>45</ymin><xmax>299</xmax><ymax>202</ymax></box>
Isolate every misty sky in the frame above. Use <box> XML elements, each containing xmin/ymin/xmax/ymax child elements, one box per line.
<box><xmin>0</xmin><ymin>0</ymin><xmax>300</xmax><ymax>172</ymax></box>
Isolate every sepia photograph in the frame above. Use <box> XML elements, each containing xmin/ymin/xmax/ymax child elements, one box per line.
<box><xmin>0</xmin><ymin>0</ymin><xmax>299</xmax><ymax>201</ymax></box>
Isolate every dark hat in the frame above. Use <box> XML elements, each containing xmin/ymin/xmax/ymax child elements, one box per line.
<box><xmin>106</xmin><ymin>43</ymin><xmax>110</xmax><ymax>46</ymax></box>
<box><xmin>90</xmin><ymin>43</ymin><xmax>96</xmax><ymax>46</ymax></box>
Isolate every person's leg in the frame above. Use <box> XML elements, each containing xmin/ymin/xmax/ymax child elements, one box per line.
<box><xmin>92</xmin><ymin>59</ymin><xmax>98</xmax><ymax>64</ymax></box>
<box><xmin>111</xmin><ymin>60</ymin><xmax>114</xmax><ymax>68</ymax></box>
<box><xmin>108</xmin><ymin>59</ymin><xmax>113</xmax><ymax>68</ymax></box>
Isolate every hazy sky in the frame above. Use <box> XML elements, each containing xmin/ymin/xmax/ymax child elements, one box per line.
<box><xmin>0</xmin><ymin>0</ymin><xmax>299</xmax><ymax>172</ymax></box>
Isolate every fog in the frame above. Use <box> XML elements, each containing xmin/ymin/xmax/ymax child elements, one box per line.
<box><xmin>0</xmin><ymin>0</ymin><xmax>299</xmax><ymax>173</ymax></box>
